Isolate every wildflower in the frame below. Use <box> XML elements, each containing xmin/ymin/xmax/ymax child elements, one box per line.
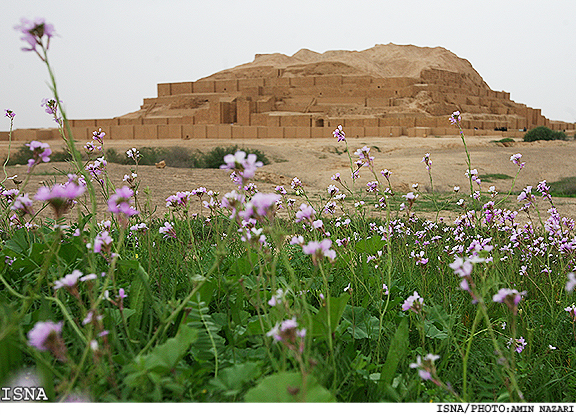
<box><xmin>354</xmin><ymin>146</ymin><xmax>374</xmax><ymax>168</ymax></box>
<box><xmin>41</xmin><ymin>98</ymin><xmax>62</xmax><ymax>124</ymax></box>
<box><xmin>238</xmin><ymin>192</ymin><xmax>280</xmax><ymax>221</ymax></box>
<box><xmin>268</xmin><ymin>288</ymin><xmax>285</xmax><ymax>306</ymax></box>
<box><xmin>159</xmin><ymin>221</ymin><xmax>176</xmax><ymax>239</ymax></box>
<box><xmin>404</xmin><ymin>192</ymin><xmax>418</xmax><ymax>201</ymax></box>
<box><xmin>411</xmin><ymin>250</ymin><xmax>428</xmax><ymax>266</ymax></box>
<box><xmin>267</xmin><ymin>317</ymin><xmax>306</xmax><ymax>353</ymax></box>
<box><xmin>344</xmin><ymin>282</ymin><xmax>351</xmax><ymax>292</ymax></box>
<box><xmin>510</xmin><ymin>153</ymin><xmax>525</xmax><ymax>169</ymax></box>
<box><xmin>295</xmin><ymin>203</ymin><xmax>316</xmax><ymax>224</ymax></box>
<box><xmin>566</xmin><ymin>273</ymin><xmax>576</xmax><ymax>292</ymax></box>
<box><xmin>333</xmin><ymin>125</ymin><xmax>346</xmax><ymax>142</ymax></box>
<box><xmin>453</xmin><ymin>186</ymin><xmax>460</xmax><ymax>193</ymax></box>
<box><xmin>549</xmin><ymin>344</ymin><xmax>557</xmax><ymax>350</ymax></box>
<box><xmin>291</xmin><ymin>177</ymin><xmax>303</xmax><ymax>191</ymax></box>
<box><xmin>220</xmin><ymin>151</ymin><xmax>263</xmax><ymax>181</ymax></box>
<box><xmin>27</xmin><ymin>321</ymin><xmax>67</xmax><ymax>361</ymax></box>
<box><xmin>126</xmin><ymin>148</ymin><xmax>140</xmax><ymax>161</ymax></box>
<box><xmin>35</xmin><ymin>182</ymin><xmax>85</xmax><ymax>218</ymax></box>
<box><xmin>11</xmin><ymin>193</ymin><xmax>34</xmax><ymax>216</ymax></box>
<box><xmin>449</xmin><ymin>110</ymin><xmax>461</xmax><ymax>125</ymax></box>
<box><xmin>93</xmin><ymin>230</ymin><xmax>113</xmax><ymax>255</ymax></box>
<box><xmin>302</xmin><ymin>239</ymin><xmax>336</xmax><ymax>265</ymax></box>
<box><xmin>382</xmin><ymin>284</ymin><xmax>389</xmax><ymax>295</ymax></box>
<box><xmin>381</xmin><ymin>169</ymin><xmax>391</xmax><ymax>179</ymax></box>
<box><xmin>25</xmin><ymin>140</ymin><xmax>51</xmax><ymax>170</ymax></box>
<box><xmin>517</xmin><ymin>186</ymin><xmax>533</xmax><ymax>203</ymax></box>
<box><xmin>366</xmin><ymin>181</ymin><xmax>378</xmax><ymax>193</ymax></box>
<box><xmin>54</xmin><ymin>269</ymin><xmax>82</xmax><ymax>290</ymax></box>
<box><xmin>493</xmin><ymin>288</ymin><xmax>526</xmax><ymax>315</ymax></box>
<box><xmin>410</xmin><ymin>354</ymin><xmax>440</xmax><ymax>382</ymax></box>
<box><xmin>331</xmin><ymin>173</ymin><xmax>341</xmax><ymax>182</ymax></box>
<box><xmin>79</xmin><ymin>273</ymin><xmax>97</xmax><ymax>282</ymax></box>
<box><xmin>421</xmin><ymin>153</ymin><xmax>432</xmax><ymax>171</ymax></box>
<box><xmin>14</xmin><ymin>18</ymin><xmax>56</xmax><ymax>53</ymax></box>
<box><xmin>85</xmin><ymin>157</ymin><xmax>107</xmax><ymax>182</ymax></box>
<box><xmin>507</xmin><ymin>337</ymin><xmax>527</xmax><ymax>353</ymax></box>
<box><xmin>402</xmin><ymin>291</ymin><xmax>424</xmax><ymax>314</ymax></box>
<box><xmin>565</xmin><ymin>304</ymin><xmax>576</xmax><ymax>322</ymax></box>
<box><xmin>92</xmin><ymin>128</ymin><xmax>105</xmax><ymax>143</ymax></box>
<box><xmin>5</xmin><ymin>109</ymin><xmax>16</xmax><ymax>119</ymax></box>
<box><xmin>275</xmin><ymin>185</ymin><xmax>287</xmax><ymax>195</ymax></box>
<box><xmin>107</xmin><ymin>186</ymin><xmax>139</xmax><ymax>218</ymax></box>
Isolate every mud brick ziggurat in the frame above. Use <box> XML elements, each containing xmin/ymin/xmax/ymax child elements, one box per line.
<box><xmin>4</xmin><ymin>43</ymin><xmax>575</xmax><ymax>142</ymax></box>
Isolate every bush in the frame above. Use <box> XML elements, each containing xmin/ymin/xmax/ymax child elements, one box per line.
<box><xmin>2</xmin><ymin>145</ymin><xmax>72</xmax><ymax>166</ymax></box>
<box><xmin>105</xmin><ymin>145</ymin><xmax>269</xmax><ymax>169</ymax></box>
<box><xmin>523</xmin><ymin>126</ymin><xmax>566</xmax><ymax>142</ymax></box>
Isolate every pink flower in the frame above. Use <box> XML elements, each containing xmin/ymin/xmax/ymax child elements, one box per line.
<box><xmin>402</xmin><ymin>291</ymin><xmax>424</xmax><ymax>313</ymax></box>
<box><xmin>410</xmin><ymin>354</ymin><xmax>440</xmax><ymax>382</ymax></box>
<box><xmin>14</xmin><ymin>18</ymin><xmax>56</xmax><ymax>53</ymax></box>
<box><xmin>302</xmin><ymin>239</ymin><xmax>336</xmax><ymax>264</ymax></box>
<box><xmin>35</xmin><ymin>182</ymin><xmax>85</xmax><ymax>217</ymax></box>
<box><xmin>220</xmin><ymin>151</ymin><xmax>263</xmax><ymax>181</ymax></box>
<box><xmin>25</xmin><ymin>140</ymin><xmax>51</xmax><ymax>170</ymax></box>
<box><xmin>333</xmin><ymin>125</ymin><xmax>346</xmax><ymax>142</ymax></box>
<box><xmin>54</xmin><ymin>270</ymin><xmax>82</xmax><ymax>290</ymax></box>
<box><xmin>27</xmin><ymin>321</ymin><xmax>63</xmax><ymax>351</ymax></box>
<box><xmin>566</xmin><ymin>273</ymin><xmax>576</xmax><ymax>292</ymax></box>
<box><xmin>159</xmin><ymin>221</ymin><xmax>176</xmax><ymax>239</ymax></box>
<box><xmin>295</xmin><ymin>203</ymin><xmax>316</xmax><ymax>224</ymax></box>
<box><xmin>493</xmin><ymin>288</ymin><xmax>526</xmax><ymax>314</ymax></box>
<box><xmin>108</xmin><ymin>186</ymin><xmax>139</xmax><ymax>217</ymax></box>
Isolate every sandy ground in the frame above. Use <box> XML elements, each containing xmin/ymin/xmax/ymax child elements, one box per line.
<box><xmin>2</xmin><ymin>134</ymin><xmax>575</xmax><ymax>223</ymax></box>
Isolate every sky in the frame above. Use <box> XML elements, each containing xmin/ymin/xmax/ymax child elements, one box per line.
<box><xmin>1</xmin><ymin>0</ymin><xmax>575</xmax><ymax>130</ymax></box>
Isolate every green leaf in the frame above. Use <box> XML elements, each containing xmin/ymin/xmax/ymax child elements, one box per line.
<box><xmin>424</xmin><ymin>320</ymin><xmax>449</xmax><ymax>339</ymax></box>
<box><xmin>245</xmin><ymin>372</ymin><xmax>336</xmax><ymax>402</ymax></box>
<box><xmin>342</xmin><ymin>305</ymin><xmax>381</xmax><ymax>340</ymax></box>
<box><xmin>311</xmin><ymin>294</ymin><xmax>349</xmax><ymax>340</ymax></box>
<box><xmin>209</xmin><ymin>362</ymin><xmax>261</xmax><ymax>396</ymax></box>
<box><xmin>142</xmin><ymin>324</ymin><xmax>198</xmax><ymax>373</ymax></box>
<box><xmin>380</xmin><ymin>318</ymin><xmax>409</xmax><ymax>385</ymax></box>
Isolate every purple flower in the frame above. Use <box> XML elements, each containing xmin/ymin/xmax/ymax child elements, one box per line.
<box><xmin>5</xmin><ymin>109</ymin><xmax>16</xmax><ymax>119</ymax></box>
<box><xmin>27</xmin><ymin>321</ymin><xmax>66</xmax><ymax>361</ymax></box>
<box><xmin>510</xmin><ymin>153</ymin><xmax>525</xmax><ymax>169</ymax></box>
<box><xmin>295</xmin><ymin>203</ymin><xmax>316</xmax><ymax>224</ymax></box>
<box><xmin>449</xmin><ymin>110</ymin><xmax>461</xmax><ymax>125</ymax></box>
<box><xmin>410</xmin><ymin>354</ymin><xmax>440</xmax><ymax>382</ymax></box>
<box><xmin>507</xmin><ymin>337</ymin><xmax>527</xmax><ymax>354</ymax></box>
<box><xmin>93</xmin><ymin>230</ymin><xmax>113</xmax><ymax>254</ymax></box>
<box><xmin>35</xmin><ymin>181</ymin><xmax>85</xmax><ymax>218</ymax></box>
<box><xmin>565</xmin><ymin>305</ymin><xmax>576</xmax><ymax>322</ymax></box>
<box><xmin>421</xmin><ymin>153</ymin><xmax>432</xmax><ymax>171</ymax></box>
<box><xmin>108</xmin><ymin>186</ymin><xmax>139</xmax><ymax>218</ymax></box>
<box><xmin>11</xmin><ymin>193</ymin><xmax>34</xmax><ymax>216</ymax></box>
<box><xmin>566</xmin><ymin>273</ymin><xmax>576</xmax><ymax>292</ymax></box>
<box><xmin>14</xmin><ymin>18</ymin><xmax>56</xmax><ymax>53</ymax></box>
<box><xmin>41</xmin><ymin>98</ymin><xmax>62</xmax><ymax>124</ymax></box>
<box><xmin>402</xmin><ymin>291</ymin><xmax>424</xmax><ymax>313</ymax></box>
<box><xmin>159</xmin><ymin>221</ymin><xmax>176</xmax><ymax>239</ymax></box>
<box><xmin>54</xmin><ymin>270</ymin><xmax>82</xmax><ymax>290</ymax></box>
<box><xmin>333</xmin><ymin>125</ymin><xmax>346</xmax><ymax>142</ymax></box>
<box><xmin>220</xmin><ymin>151</ymin><xmax>263</xmax><ymax>182</ymax></box>
<box><xmin>302</xmin><ymin>239</ymin><xmax>336</xmax><ymax>265</ymax></box>
<box><xmin>25</xmin><ymin>140</ymin><xmax>51</xmax><ymax>170</ymax></box>
<box><xmin>493</xmin><ymin>288</ymin><xmax>526</xmax><ymax>314</ymax></box>
<box><xmin>92</xmin><ymin>128</ymin><xmax>105</xmax><ymax>143</ymax></box>
<box><xmin>238</xmin><ymin>192</ymin><xmax>280</xmax><ymax>221</ymax></box>
<box><xmin>267</xmin><ymin>317</ymin><xmax>306</xmax><ymax>350</ymax></box>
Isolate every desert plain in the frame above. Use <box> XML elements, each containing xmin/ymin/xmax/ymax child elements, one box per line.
<box><xmin>1</xmin><ymin>133</ymin><xmax>575</xmax><ymax>225</ymax></box>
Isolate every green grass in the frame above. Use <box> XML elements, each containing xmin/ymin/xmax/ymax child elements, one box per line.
<box><xmin>105</xmin><ymin>145</ymin><xmax>270</xmax><ymax>168</ymax></box>
<box><xmin>548</xmin><ymin>176</ymin><xmax>576</xmax><ymax>198</ymax></box>
<box><xmin>480</xmin><ymin>173</ymin><xmax>513</xmax><ymax>183</ymax></box>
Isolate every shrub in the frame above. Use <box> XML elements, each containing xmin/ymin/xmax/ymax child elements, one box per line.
<box><xmin>523</xmin><ymin>126</ymin><xmax>566</xmax><ymax>142</ymax></box>
<box><xmin>2</xmin><ymin>145</ymin><xmax>72</xmax><ymax>165</ymax></box>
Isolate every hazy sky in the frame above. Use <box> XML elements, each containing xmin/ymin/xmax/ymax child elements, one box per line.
<box><xmin>2</xmin><ymin>0</ymin><xmax>575</xmax><ymax>130</ymax></box>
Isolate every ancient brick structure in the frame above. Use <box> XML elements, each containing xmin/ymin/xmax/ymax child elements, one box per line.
<box><xmin>3</xmin><ymin>44</ymin><xmax>573</xmax><ymax>141</ymax></box>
